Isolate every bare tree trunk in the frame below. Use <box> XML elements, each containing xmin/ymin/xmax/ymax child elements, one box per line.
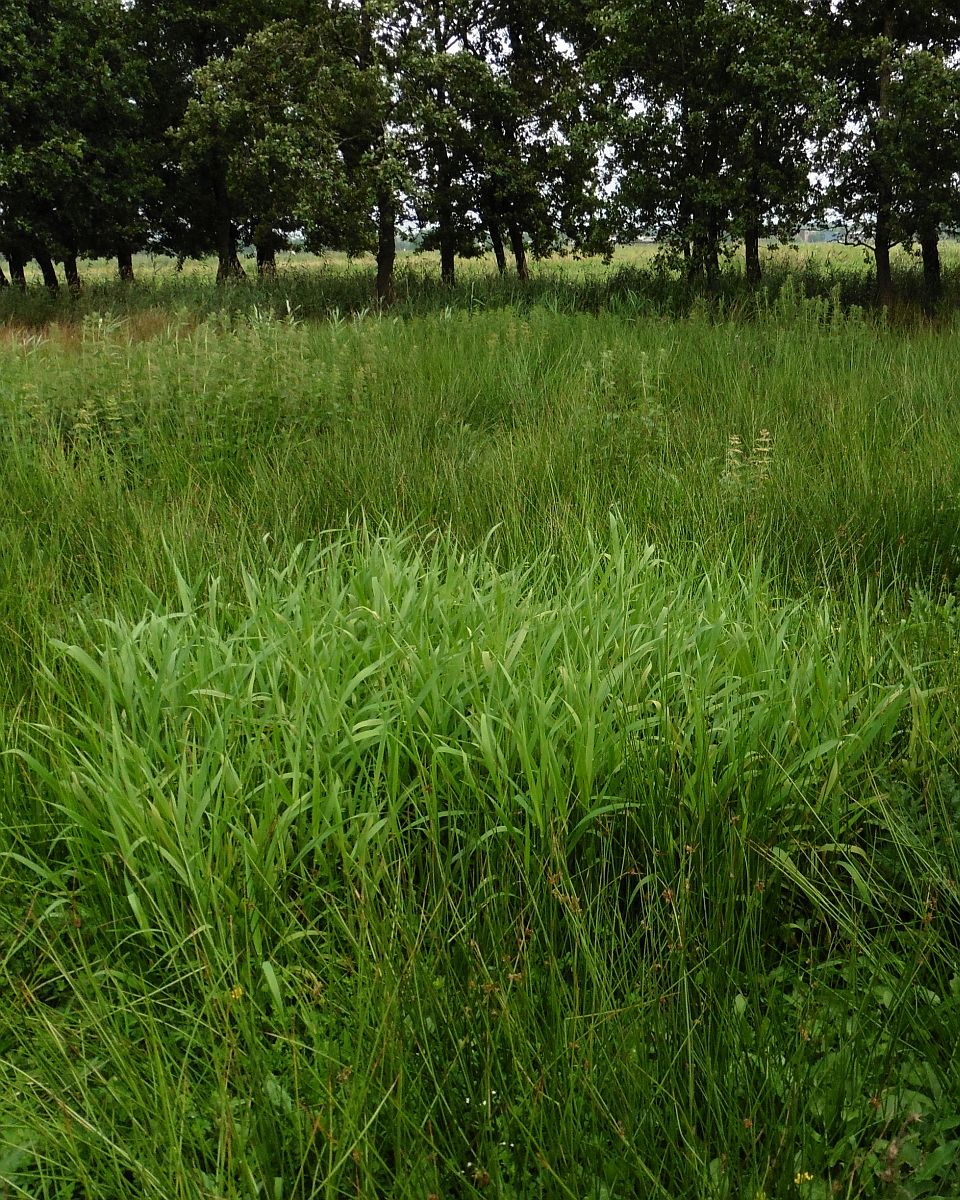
<box><xmin>63</xmin><ymin>255</ymin><xmax>82</xmax><ymax>295</ymax></box>
<box><xmin>216</xmin><ymin>226</ymin><xmax>246</xmax><ymax>282</ymax></box>
<box><xmin>375</xmin><ymin>188</ymin><xmax>396</xmax><ymax>305</ymax></box>
<box><xmin>744</xmin><ymin>230</ymin><xmax>761</xmax><ymax>286</ymax></box>
<box><xmin>705</xmin><ymin>212</ymin><xmax>721</xmax><ymax>286</ymax></box>
<box><xmin>507</xmin><ymin>221</ymin><xmax>528</xmax><ymax>280</ymax></box>
<box><xmin>213</xmin><ymin>158</ymin><xmax>246</xmax><ymax>283</ymax></box>
<box><xmin>428</xmin><ymin>7</ymin><xmax>456</xmax><ymax>288</ymax></box>
<box><xmin>117</xmin><ymin>246</ymin><xmax>135</xmax><ymax>283</ymax></box>
<box><xmin>919</xmin><ymin>223</ymin><xmax>941</xmax><ymax>309</ymax></box>
<box><xmin>436</xmin><ymin>160</ymin><xmax>456</xmax><ymax>285</ymax></box>
<box><xmin>439</xmin><ymin>242</ymin><xmax>455</xmax><ymax>286</ymax></box>
<box><xmin>485</xmin><ymin>214</ymin><xmax>506</xmax><ymax>274</ymax></box>
<box><xmin>689</xmin><ymin>230</ymin><xmax>716</xmax><ymax>285</ymax></box>
<box><xmin>256</xmin><ymin>246</ymin><xmax>277</xmax><ymax>277</ymax></box>
<box><xmin>9</xmin><ymin>250</ymin><xmax>27</xmax><ymax>290</ymax></box>
<box><xmin>216</xmin><ymin>232</ymin><xmax>245</xmax><ymax>281</ymax></box>
<box><xmin>874</xmin><ymin>210</ymin><xmax>894</xmax><ymax>309</ymax></box>
<box><xmin>35</xmin><ymin>250</ymin><xmax>60</xmax><ymax>292</ymax></box>
<box><xmin>429</xmin><ymin>131</ymin><xmax>455</xmax><ymax>284</ymax></box>
<box><xmin>687</xmin><ymin>201</ymin><xmax>714</xmax><ymax>283</ymax></box>
<box><xmin>255</xmin><ymin>228</ymin><xmax>278</xmax><ymax>278</ymax></box>
<box><xmin>744</xmin><ymin>206</ymin><xmax>762</xmax><ymax>286</ymax></box>
<box><xmin>745</xmin><ymin>126</ymin><xmax>764</xmax><ymax>288</ymax></box>
<box><xmin>353</xmin><ymin>1</ymin><xmax>395</xmax><ymax>306</ymax></box>
<box><xmin>0</xmin><ymin>262</ymin><xmax>8</xmax><ymax>288</ymax></box>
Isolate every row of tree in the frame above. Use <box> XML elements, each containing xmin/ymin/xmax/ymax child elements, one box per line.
<box><xmin>1</xmin><ymin>1</ymin><xmax>958</xmax><ymax>305</ymax></box>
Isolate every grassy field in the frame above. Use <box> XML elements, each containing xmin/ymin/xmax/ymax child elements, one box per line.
<box><xmin>4</xmin><ymin>240</ymin><xmax>960</xmax><ymax>322</ymax></box>
<box><xmin>2</xmin><ymin>258</ymin><xmax>960</xmax><ymax>1199</ymax></box>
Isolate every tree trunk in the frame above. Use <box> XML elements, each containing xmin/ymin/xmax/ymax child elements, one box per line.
<box><xmin>255</xmin><ymin>234</ymin><xmax>277</xmax><ymax>278</ymax></box>
<box><xmin>351</xmin><ymin>0</ymin><xmax>397</xmax><ymax>305</ymax></box>
<box><xmin>689</xmin><ymin>229</ymin><xmax>716</xmax><ymax>285</ymax></box>
<box><xmin>919</xmin><ymin>223</ymin><xmax>941</xmax><ymax>308</ymax></box>
<box><xmin>256</xmin><ymin>246</ymin><xmax>277</xmax><ymax>277</ymax></box>
<box><xmin>744</xmin><ymin>224</ymin><xmax>761</xmax><ymax>286</ymax></box>
<box><xmin>117</xmin><ymin>246</ymin><xmax>135</xmax><ymax>283</ymax></box>
<box><xmin>9</xmin><ymin>250</ymin><xmax>27</xmax><ymax>290</ymax></box>
<box><xmin>873</xmin><ymin>241</ymin><xmax>893</xmax><ymax>308</ymax></box>
<box><xmin>439</xmin><ymin>241</ymin><xmax>455</xmax><ymax>286</ymax></box>
<box><xmin>486</xmin><ymin>215</ymin><xmax>506</xmax><ymax>274</ymax></box>
<box><xmin>63</xmin><ymin>255</ymin><xmax>82</xmax><ymax>295</ymax></box>
<box><xmin>35</xmin><ymin>250</ymin><xmax>60</xmax><ymax>292</ymax></box>
<box><xmin>216</xmin><ymin>225</ymin><xmax>246</xmax><ymax>282</ymax></box>
<box><xmin>508</xmin><ymin>221</ymin><xmax>528</xmax><ymax>280</ymax></box>
<box><xmin>745</xmin><ymin>125</ymin><xmax>764</xmax><ymax>288</ymax></box>
<box><xmin>874</xmin><ymin>209</ymin><xmax>893</xmax><ymax>309</ymax></box>
<box><xmin>375</xmin><ymin>189</ymin><xmax>396</xmax><ymax>305</ymax></box>
<box><xmin>0</xmin><ymin>262</ymin><xmax>8</xmax><ymax>288</ymax></box>
<box><xmin>213</xmin><ymin>158</ymin><xmax>246</xmax><ymax>283</ymax></box>
<box><xmin>428</xmin><ymin>12</ymin><xmax>456</xmax><ymax>287</ymax></box>
<box><xmin>437</xmin><ymin>153</ymin><xmax>456</xmax><ymax>287</ymax></box>
<box><xmin>704</xmin><ymin>212</ymin><xmax>721</xmax><ymax>286</ymax></box>
<box><xmin>687</xmin><ymin>200</ymin><xmax>713</xmax><ymax>283</ymax></box>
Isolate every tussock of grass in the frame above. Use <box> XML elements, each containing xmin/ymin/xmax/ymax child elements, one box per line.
<box><xmin>4</xmin><ymin>530</ymin><xmax>960</xmax><ymax>1198</ymax></box>
<box><xmin>16</xmin><ymin>530</ymin><xmax>920</xmax><ymax>922</ymax></box>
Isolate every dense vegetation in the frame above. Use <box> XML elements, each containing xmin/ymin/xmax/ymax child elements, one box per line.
<box><xmin>1</xmin><ymin>257</ymin><xmax>960</xmax><ymax>1196</ymax></box>
<box><xmin>1</xmin><ymin>1</ymin><xmax>959</xmax><ymax>306</ymax></box>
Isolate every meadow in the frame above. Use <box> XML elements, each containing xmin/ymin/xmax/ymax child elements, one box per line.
<box><xmin>2</xmin><ymin>252</ymin><xmax>960</xmax><ymax>1199</ymax></box>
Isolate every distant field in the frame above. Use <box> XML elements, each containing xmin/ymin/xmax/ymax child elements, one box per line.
<box><xmin>2</xmin><ymin>265</ymin><xmax>960</xmax><ymax>1198</ymax></box>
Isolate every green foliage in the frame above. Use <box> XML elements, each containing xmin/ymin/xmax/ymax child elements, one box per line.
<box><xmin>1</xmin><ymin>0</ymin><xmax>958</xmax><ymax>305</ymax></box>
<box><xmin>592</xmin><ymin>0</ymin><xmax>821</xmax><ymax>275</ymax></box>
<box><xmin>815</xmin><ymin>1</ymin><xmax>960</xmax><ymax>299</ymax></box>
<box><xmin>179</xmin><ymin>17</ymin><xmax>382</xmax><ymax>257</ymax></box>
<box><xmin>0</xmin><ymin>0</ymin><xmax>155</xmax><ymax>264</ymax></box>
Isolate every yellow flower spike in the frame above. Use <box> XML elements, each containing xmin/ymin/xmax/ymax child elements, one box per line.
<box><xmin>794</xmin><ymin>1171</ymin><xmax>814</xmax><ymax>1185</ymax></box>
<box><xmin>229</xmin><ymin>984</ymin><xmax>245</xmax><ymax>1001</ymax></box>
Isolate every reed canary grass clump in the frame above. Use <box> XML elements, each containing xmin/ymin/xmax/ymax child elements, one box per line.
<box><xmin>3</xmin><ymin>526</ymin><xmax>959</xmax><ymax>1198</ymax></box>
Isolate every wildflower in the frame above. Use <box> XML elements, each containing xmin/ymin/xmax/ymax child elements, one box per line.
<box><xmin>229</xmin><ymin>984</ymin><xmax>245</xmax><ymax>1001</ymax></box>
<box><xmin>751</xmin><ymin>428</ymin><xmax>773</xmax><ymax>481</ymax></box>
<box><xmin>794</xmin><ymin>1171</ymin><xmax>814</xmax><ymax>1184</ymax></box>
<box><xmin>721</xmin><ymin>433</ymin><xmax>744</xmax><ymax>487</ymax></box>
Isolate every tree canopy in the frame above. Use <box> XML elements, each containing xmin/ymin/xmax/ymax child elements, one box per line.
<box><xmin>0</xmin><ymin>0</ymin><xmax>957</xmax><ymax>302</ymax></box>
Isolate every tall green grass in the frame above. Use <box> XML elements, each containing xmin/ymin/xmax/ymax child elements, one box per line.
<box><xmin>2</xmin><ymin>299</ymin><xmax>960</xmax><ymax>600</ymax></box>
<box><xmin>2</xmin><ymin>279</ymin><xmax>960</xmax><ymax>1197</ymax></box>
